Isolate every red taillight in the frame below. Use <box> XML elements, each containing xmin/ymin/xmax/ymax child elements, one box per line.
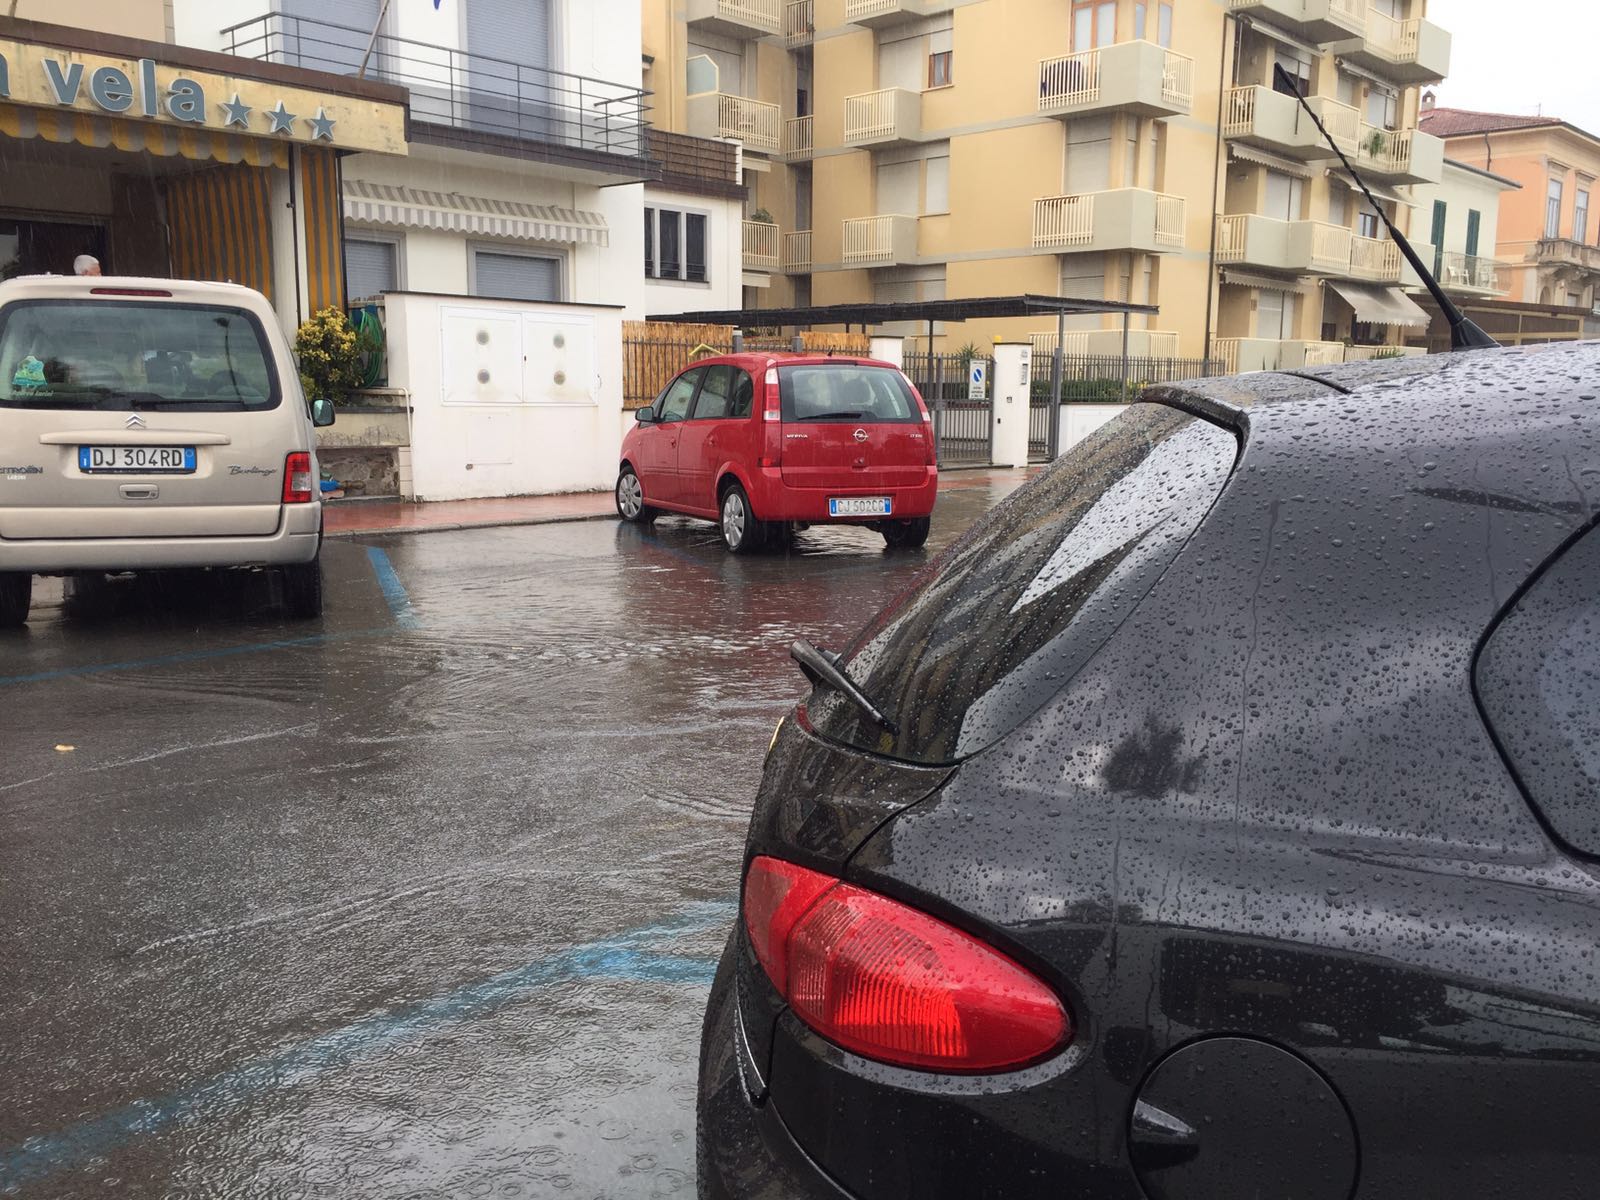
<box><xmin>763</xmin><ymin>367</ymin><xmax>781</xmax><ymax>423</ymax></box>
<box><xmin>90</xmin><ymin>287</ymin><xmax>173</xmax><ymax>297</ymax></box>
<box><xmin>283</xmin><ymin>452</ymin><xmax>314</xmax><ymax>503</ymax></box>
<box><xmin>743</xmin><ymin>856</ymin><xmax>1071</xmax><ymax>1073</ymax></box>
<box><xmin>760</xmin><ymin>366</ymin><xmax>783</xmax><ymax>466</ymax></box>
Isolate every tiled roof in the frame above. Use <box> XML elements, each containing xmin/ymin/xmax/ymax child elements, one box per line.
<box><xmin>1419</xmin><ymin>107</ymin><xmax>1563</xmax><ymax>137</ymax></box>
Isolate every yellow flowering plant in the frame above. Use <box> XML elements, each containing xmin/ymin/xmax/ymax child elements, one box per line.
<box><xmin>293</xmin><ymin>308</ymin><xmax>363</xmax><ymax>403</ymax></box>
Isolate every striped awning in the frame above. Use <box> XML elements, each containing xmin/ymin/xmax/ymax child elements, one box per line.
<box><xmin>0</xmin><ymin>103</ymin><xmax>287</xmax><ymax>169</ymax></box>
<box><xmin>1221</xmin><ymin>269</ymin><xmax>1316</xmax><ymax>295</ymax></box>
<box><xmin>1327</xmin><ymin>280</ymin><xmax>1431</xmax><ymax>328</ymax></box>
<box><xmin>343</xmin><ymin>179</ymin><xmax>610</xmax><ymax>247</ymax></box>
<box><xmin>1230</xmin><ymin>144</ymin><xmax>1315</xmax><ymax>179</ymax></box>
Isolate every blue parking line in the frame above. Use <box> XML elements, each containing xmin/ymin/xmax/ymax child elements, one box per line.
<box><xmin>366</xmin><ymin>546</ymin><xmax>419</xmax><ymax>629</ymax></box>
<box><xmin>0</xmin><ymin>899</ymin><xmax>735</xmax><ymax>1190</ymax></box>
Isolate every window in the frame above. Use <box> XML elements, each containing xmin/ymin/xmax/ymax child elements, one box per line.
<box><xmin>925</xmin><ymin>155</ymin><xmax>950</xmax><ymax>214</ymax></box>
<box><xmin>1133</xmin><ymin>1</ymin><xmax>1173</xmax><ymax>46</ymax></box>
<box><xmin>1359</xmin><ymin>211</ymin><xmax>1380</xmax><ymax>239</ymax></box>
<box><xmin>656</xmin><ymin>368</ymin><xmax>702</xmax><ymax>422</ymax></box>
<box><xmin>803</xmin><ymin>405</ymin><xmax>1237</xmax><ymax>764</ymax></box>
<box><xmin>1073</xmin><ymin>0</ymin><xmax>1114</xmax><ymax>50</ymax></box>
<box><xmin>345</xmin><ymin>237</ymin><xmax>398</xmax><ymax>303</ymax></box>
<box><xmin>472</xmin><ymin>249</ymin><xmax>561</xmax><ymax>302</ymax></box>
<box><xmin>1365</xmin><ymin>87</ymin><xmax>1398</xmax><ymax>129</ymax></box>
<box><xmin>1576</xmin><ymin>188</ymin><xmax>1590</xmax><ymax>244</ymax></box>
<box><xmin>928</xmin><ymin>50</ymin><xmax>953</xmax><ymax>88</ymax></box>
<box><xmin>1476</xmin><ymin>522</ymin><xmax>1600</xmax><ymax>855</ymax></box>
<box><xmin>1274</xmin><ymin>51</ymin><xmax>1310</xmax><ymax>97</ymax></box>
<box><xmin>1264</xmin><ymin>171</ymin><xmax>1303</xmax><ymax>221</ymax></box>
<box><xmin>645</xmin><ymin>208</ymin><xmax>710</xmax><ymax>283</ymax></box>
<box><xmin>1465</xmin><ymin>209</ymin><xmax>1481</xmax><ymax>258</ymax></box>
<box><xmin>1256</xmin><ymin>288</ymin><xmax>1298</xmax><ymax>339</ymax></box>
<box><xmin>1547</xmin><ymin>178</ymin><xmax>1564</xmax><ymax>239</ymax></box>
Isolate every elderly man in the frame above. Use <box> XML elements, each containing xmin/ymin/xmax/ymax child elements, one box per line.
<box><xmin>73</xmin><ymin>255</ymin><xmax>102</xmax><ymax>277</ymax></box>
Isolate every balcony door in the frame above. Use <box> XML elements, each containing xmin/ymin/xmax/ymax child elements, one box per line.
<box><xmin>1264</xmin><ymin>171</ymin><xmax>1304</xmax><ymax>222</ymax></box>
<box><xmin>281</xmin><ymin>0</ymin><xmax>381</xmax><ymax>76</ymax></box>
<box><xmin>1256</xmin><ymin>288</ymin><xmax>1299</xmax><ymax>340</ymax></box>
<box><xmin>465</xmin><ymin>0</ymin><xmax>555</xmax><ymax>142</ymax></box>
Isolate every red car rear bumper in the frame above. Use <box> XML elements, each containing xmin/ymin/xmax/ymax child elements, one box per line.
<box><xmin>747</xmin><ymin>467</ymin><xmax>939</xmax><ymax>523</ymax></box>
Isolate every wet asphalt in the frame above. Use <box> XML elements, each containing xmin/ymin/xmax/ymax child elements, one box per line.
<box><xmin>0</xmin><ymin>475</ymin><xmax>1028</xmax><ymax>1199</ymax></box>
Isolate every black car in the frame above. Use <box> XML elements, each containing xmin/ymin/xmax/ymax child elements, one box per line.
<box><xmin>697</xmin><ymin>343</ymin><xmax>1600</xmax><ymax>1200</ymax></box>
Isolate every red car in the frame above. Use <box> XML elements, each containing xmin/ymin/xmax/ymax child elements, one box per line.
<box><xmin>616</xmin><ymin>354</ymin><xmax>939</xmax><ymax>552</ymax></box>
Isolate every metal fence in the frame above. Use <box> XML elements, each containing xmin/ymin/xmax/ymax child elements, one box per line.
<box><xmin>1028</xmin><ymin>354</ymin><xmax>1220</xmax><ymax>460</ymax></box>
<box><xmin>906</xmin><ymin>352</ymin><xmax>992</xmax><ymax>467</ymax></box>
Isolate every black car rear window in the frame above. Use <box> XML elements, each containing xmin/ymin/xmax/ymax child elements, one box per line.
<box><xmin>0</xmin><ymin>300</ymin><xmax>280</xmax><ymax>412</ymax></box>
<box><xmin>779</xmin><ymin>364</ymin><xmax>920</xmax><ymax>424</ymax></box>
<box><xmin>805</xmin><ymin>403</ymin><xmax>1238</xmax><ymax>765</ymax></box>
<box><xmin>1476</xmin><ymin>522</ymin><xmax>1600</xmax><ymax>857</ymax></box>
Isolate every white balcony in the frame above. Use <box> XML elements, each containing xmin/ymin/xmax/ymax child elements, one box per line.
<box><xmin>845</xmin><ymin>0</ymin><xmax>938</xmax><ymax>28</ymax></box>
<box><xmin>686</xmin><ymin>91</ymin><xmax>782</xmax><ymax>155</ymax></box>
<box><xmin>1437</xmin><ymin>251</ymin><xmax>1508</xmax><ymax>296</ymax></box>
<box><xmin>1224</xmin><ymin>87</ymin><xmax>1354</xmax><ymax>159</ymax></box>
<box><xmin>784</xmin><ymin>114</ymin><xmax>814</xmax><ymax>160</ymax></box>
<box><xmin>1354</xmin><ymin>124</ymin><xmax>1443</xmax><ymax>185</ymax></box>
<box><xmin>1347</xmin><ymin>233</ymin><xmax>1402</xmax><ymax>282</ymax></box>
<box><xmin>687</xmin><ymin>0</ymin><xmax>784</xmax><ymax>38</ymax></box>
<box><xmin>1344</xmin><ymin>344</ymin><xmax>1426</xmax><ymax>361</ymax></box>
<box><xmin>743</xmin><ymin>221</ymin><xmax>781</xmax><ymax>271</ymax></box>
<box><xmin>1038</xmin><ymin>41</ymin><xmax>1194</xmax><ymax>120</ymax></box>
<box><xmin>1214</xmin><ymin>338</ymin><xmax>1349</xmax><ymax>373</ymax></box>
<box><xmin>1216</xmin><ymin>214</ymin><xmax>1352</xmax><ymax>275</ymax></box>
<box><xmin>785</xmin><ymin>0</ymin><xmax>815</xmax><ymax>45</ymax></box>
<box><xmin>844</xmin><ymin>87</ymin><xmax>923</xmax><ymax>148</ymax></box>
<box><xmin>1344</xmin><ymin>7</ymin><xmax>1451</xmax><ymax>84</ymax></box>
<box><xmin>842</xmin><ymin>214</ymin><xmax>919</xmax><ymax>266</ymax></box>
<box><xmin>1033</xmin><ymin>189</ymin><xmax>1186</xmax><ymax>255</ymax></box>
<box><xmin>783</xmin><ymin>230</ymin><xmax>813</xmax><ymax>273</ymax></box>
<box><xmin>1225</xmin><ymin>0</ymin><xmax>1365</xmax><ymax>44</ymax></box>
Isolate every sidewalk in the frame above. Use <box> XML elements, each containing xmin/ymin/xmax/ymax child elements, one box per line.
<box><xmin>323</xmin><ymin>466</ymin><xmax>1042</xmax><ymax>539</ymax></box>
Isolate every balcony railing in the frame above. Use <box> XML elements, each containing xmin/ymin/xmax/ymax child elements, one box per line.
<box><xmin>1215</xmin><ymin>214</ymin><xmax>1352</xmax><ymax>273</ymax></box>
<box><xmin>843</xmin><ymin>214</ymin><xmax>918</xmax><ymax>266</ymax></box>
<box><xmin>785</xmin><ymin>115</ymin><xmax>814</xmax><ymax>160</ymax></box>
<box><xmin>743</xmin><ymin>221</ymin><xmax>781</xmax><ymax>270</ymax></box>
<box><xmin>845</xmin><ymin>0</ymin><xmax>932</xmax><ymax>23</ymax></box>
<box><xmin>1033</xmin><ymin>190</ymin><xmax>1185</xmax><ymax>252</ymax></box>
<box><xmin>1038</xmin><ymin>43</ymin><xmax>1194</xmax><ymax>117</ymax></box>
<box><xmin>1311</xmin><ymin>221</ymin><xmax>1352</xmax><ymax>272</ymax></box>
<box><xmin>221</xmin><ymin>12</ymin><xmax>649</xmax><ymax>162</ymax></box>
<box><xmin>785</xmin><ymin>0</ymin><xmax>815</xmax><ymax>46</ymax></box>
<box><xmin>1345</xmin><ymin>344</ymin><xmax>1426</xmax><ymax>361</ymax></box>
<box><xmin>1357</xmin><ymin>124</ymin><xmax>1412</xmax><ymax>174</ymax></box>
<box><xmin>1302</xmin><ymin>341</ymin><xmax>1347</xmax><ymax>366</ymax></box>
<box><xmin>688</xmin><ymin>91</ymin><xmax>782</xmax><ymax>154</ymax></box>
<box><xmin>783</xmin><ymin>230</ymin><xmax>813</xmax><ymax>273</ymax></box>
<box><xmin>1364</xmin><ymin>9</ymin><xmax>1421</xmax><ymax>64</ymax></box>
<box><xmin>1346</xmin><ymin>5</ymin><xmax>1450</xmax><ymax>82</ymax></box>
<box><xmin>1439</xmin><ymin>251</ymin><xmax>1506</xmax><ymax>293</ymax></box>
<box><xmin>1535</xmin><ymin>239</ymin><xmax>1600</xmax><ymax>271</ymax></box>
<box><xmin>844</xmin><ymin>87</ymin><xmax>921</xmax><ymax>145</ymax></box>
<box><xmin>1349</xmin><ymin>234</ymin><xmax>1401</xmax><ymax>282</ymax></box>
<box><xmin>1213</xmin><ymin>338</ymin><xmax>1348</xmax><ymax>374</ymax></box>
<box><xmin>1328</xmin><ymin>0</ymin><xmax>1366</xmax><ymax>32</ymax></box>
<box><xmin>1310</xmin><ymin>96</ymin><xmax>1361</xmax><ymax>151</ymax></box>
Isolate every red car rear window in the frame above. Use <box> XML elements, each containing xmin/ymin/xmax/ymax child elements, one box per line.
<box><xmin>778</xmin><ymin>364</ymin><xmax>920</xmax><ymax>424</ymax></box>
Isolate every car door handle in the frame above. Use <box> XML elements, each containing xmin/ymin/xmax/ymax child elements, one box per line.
<box><xmin>119</xmin><ymin>484</ymin><xmax>159</xmax><ymax>500</ymax></box>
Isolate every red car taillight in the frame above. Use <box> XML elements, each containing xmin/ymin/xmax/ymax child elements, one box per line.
<box><xmin>743</xmin><ymin>856</ymin><xmax>1071</xmax><ymax>1073</ymax></box>
<box><xmin>760</xmin><ymin>366</ymin><xmax>783</xmax><ymax>467</ymax></box>
<box><xmin>283</xmin><ymin>452</ymin><xmax>314</xmax><ymax>503</ymax></box>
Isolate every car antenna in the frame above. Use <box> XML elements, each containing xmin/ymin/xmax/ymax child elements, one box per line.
<box><xmin>1271</xmin><ymin>63</ymin><xmax>1497</xmax><ymax>352</ymax></box>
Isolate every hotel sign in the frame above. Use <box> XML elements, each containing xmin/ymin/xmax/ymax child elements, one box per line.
<box><xmin>0</xmin><ymin>38</ymin><xmax>406</xmax><ymax>155</ymax></box>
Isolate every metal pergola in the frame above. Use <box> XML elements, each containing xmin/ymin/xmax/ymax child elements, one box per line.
<box><xmin>652</xmin><ymin>294</ymin><xmax>1161</xmax><ymax>460</ymax></box>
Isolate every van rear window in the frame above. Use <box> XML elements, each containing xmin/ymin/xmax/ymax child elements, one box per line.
<box><xmin>779</xmin><ymin>364</ymin><xmax>920</xmax><ymax>424</ymax></box>
<box><xmin>0</xmin><ymin>300</ymin><xmax>280</xmax><ymax>412</ymax></box>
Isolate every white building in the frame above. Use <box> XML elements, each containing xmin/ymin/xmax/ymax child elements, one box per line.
<box><xmin>171</xmin><ymin>0</ymin><xmax>747</xmax><ymax>499</ymax></box>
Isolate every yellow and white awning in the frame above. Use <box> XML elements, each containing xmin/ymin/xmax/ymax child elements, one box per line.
<box><xmin>343</xmin><ymin>179</ymin><xmax>611</xmax><ymax>247</ymax></box>
<box><xmin>1327</xmin><ymin>280</ymin><xmax>1431</xmax><ymax>328</ymax></box>
<box><xmin>0</xmin><ymin>102</ymin><xmax>288</xmax><ymax>168</ymax></box>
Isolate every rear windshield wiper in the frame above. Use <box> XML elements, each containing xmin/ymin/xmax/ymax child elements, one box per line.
<box><xmin>791</xmin><ymin>638</ymin><xmax>900</xmax><ymax>736</ymax></box>
<box><xmin>797</xmin><ymin>411</ymin><xmax>865</xmax><ymax>421</ymax></box>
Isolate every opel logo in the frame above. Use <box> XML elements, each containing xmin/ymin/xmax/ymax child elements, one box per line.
<box><xmin>124</xmin><ymin>413</ymin><xmax>146</xmax><ymax>430</ymax></box>
<box><xmin>853</xmin><ymin>428</ymin><xmax>868</xmax><ymax>443</ymax></box>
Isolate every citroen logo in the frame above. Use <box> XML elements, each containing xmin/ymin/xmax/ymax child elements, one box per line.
<box><xmin>124</xmin><ymin>413</ymin><xmax>146</xmax><ymax>430</ymax></box>
<box><xmin>853</xmin><ymin>427</ymin><xmax>868</xmax><ymax>443</ymax></box>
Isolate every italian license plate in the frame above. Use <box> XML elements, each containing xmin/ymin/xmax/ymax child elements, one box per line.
<box><xmin>79</xmin><ymin>446</ymin><xmax>196</xmax><ymax>474</ymax></box>
<box><xmin>829</xmin><ymin>496</ymin><xmax>892</xmax><ymax>517</ymax></box>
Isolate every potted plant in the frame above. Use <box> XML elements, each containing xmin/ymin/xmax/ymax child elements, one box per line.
<box><xmin>293</xmin><ymin>307</ymin><xmax>363</xmax><ymax>408</ymax></box>
<box><xmin>1364</xmin><ymin>128</ymin><xmax>1388</xmax><ymax>159</ymax></box>
<box><xmin>749</xmin><ymin>207</ymin><xmax>775</xmax><ymax>225</ymax></box>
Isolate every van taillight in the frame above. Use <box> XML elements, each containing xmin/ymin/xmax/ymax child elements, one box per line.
<box><xmin>760</xmin><ymin>366</ymin><xmax>783</xmax><ymax>466</ymax></box>
<box><xmin>283</xmin><ymin>452</ymin><xmax>314</xmax><ymax>503</ymax></box>
<box><xmin>743</xmin><ymin>856</ymin><xmax>1071</xmax><ymax>1073</ymax></box>
<box><xmin>763</xmin><ymin>367</ymin><xmax>781</xmax><ymax>423</ymax></box>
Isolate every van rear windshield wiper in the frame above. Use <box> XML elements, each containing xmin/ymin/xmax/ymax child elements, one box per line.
<box><xmin>797</xmin><ymin>411</ymin><xmax>865</xmax><ymax>421</ymax></box>
<box><xmin>791</xmin><ymin>638</ymin><xmax>900</xmax><ymax>736</ymax></box>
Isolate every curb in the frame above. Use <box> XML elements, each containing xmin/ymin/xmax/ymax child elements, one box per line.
<box><xmin>325</xmin><ymin>511</ymin><xmax>616</xmax><ymax>540</ymax></box>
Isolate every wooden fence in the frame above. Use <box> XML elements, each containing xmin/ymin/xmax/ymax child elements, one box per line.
<box><xmin>624</xmin><ymin>321</ymin><xmax>871</xmax><ymax>408</ymax></box>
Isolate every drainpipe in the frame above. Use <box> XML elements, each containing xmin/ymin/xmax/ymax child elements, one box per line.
<box><xmin>1203</xmin><ymin>12</ymin><xmax>1240</xmax><ymax>368</ymax></box>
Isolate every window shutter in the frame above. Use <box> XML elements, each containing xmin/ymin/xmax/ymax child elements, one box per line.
<box><xmin>1465</xmin><ymin>210</ymin><xmax>1481</xmax><ymax>258</ymax></box>
<box><xmin>474</xmin><ymin>252</ymin><xmax>561</xmax><ymax>302</ymax></box>
<box><xmin>344</xmin><ymin>239</ymin><xmax>397</xmax><ymax>302</ymax></box>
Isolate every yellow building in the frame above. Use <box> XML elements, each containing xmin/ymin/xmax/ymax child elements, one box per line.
<box><xmin>642</xmin><ymin>0</ymin><xmax>1451</xmax><ymax>368</ymax></box>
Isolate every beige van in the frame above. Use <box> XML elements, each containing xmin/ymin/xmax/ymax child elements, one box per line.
<box><xmin>0</xmin><ymin>276</ymin><xmax>334</xmax><ymax>626</ymax></box>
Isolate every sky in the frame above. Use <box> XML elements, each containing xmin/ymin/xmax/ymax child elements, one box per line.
<box><xmin>1427</xmin><ymin>0</ymin><xmax>1600</xmax><ymax>134</ymax></box>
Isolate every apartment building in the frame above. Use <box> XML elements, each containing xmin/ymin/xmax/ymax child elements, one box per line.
<box><xmin>643</xmin><ymin>0</ymin><xmax>1451</xmax><ymax>368</ymax></box>
<box><xmin>1420</xmin><ymin>105</ymin><xmax>1600</xmax><ymax>326</ymax></box>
